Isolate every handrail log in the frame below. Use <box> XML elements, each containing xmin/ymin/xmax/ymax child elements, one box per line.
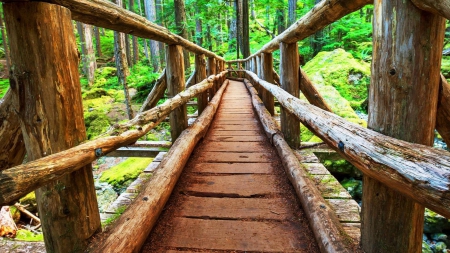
<box><xmin>88</xmin><ymin>80</ymin><xmax>230</xmax><ymax>253</ymax></box>
<box><xmin>8</xmin><ymin>0</ymin><xmax>224</xmax><ymax>61</ymax></box>
<box><xmin>245</xmin><ymin>70</ymin><xmax>450</xmax><ymax>218</ymax></box>
<box><xmin>437</xmin><ymin>74</ymin><xmax>450</xmax><ymax>146</ymax></box>
<box><xmin>228</xmin><ymin>0</ymin><xmax>372</xmax><ymax>62</ymax></box>
<box><xmin>411</xmin><ymin>0</ymin><xmax>450</xmax><ymax>20</ymax></box>
<box><xmin>0</xmin><ymin>71</ymin><xmax>228</xmax><ymax>205</ymax></box>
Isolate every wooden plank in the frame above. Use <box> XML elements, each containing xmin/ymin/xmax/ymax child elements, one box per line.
<box><xmin>199</xmin><ymin>141</ymin><xmax>265</xmax><ymax>152</ymax></box>
<box><xmin>143</xmin><ymin>161</ymin><xmax>160</xmax><ymax>173</ymax></box>
<box><xmin>209</xmin><ymin>124</ymin><xmax>260</xmax><ymax>131</ymax></box>
<box><xmin>153</xmin><ymin>152</ymin><xmax>167</xmax><ymax>162</ymax></box>
<box><xmin>175</xmin><ymin>196</ymin><xmax>290</xmax><ymax>220</ymax></box>
<box><xmin>342</xmin><ymin>223</ymin><xmax>361</xmax><ymax>242</ymax></box>
<box><xmin>105</xmin><ymin>147</ymin><xmax>166</xmax><ymax>157</ymax></box>
<box><xmin>326</xmin><ymin>199</ymin><xmax>361</xmax><ymax>223</ymax></box>
<box><xmin>206</xmin><ymin>135</ymin><xmax>266</xmax><ymax>142</ymax></box>
<box><xmin>191</xmin><ymin>162</ymin><xmax>274</xmax><ymax>174</ymax></box>
<box><xmin>208</xmin><ymin>130</ymin><xmax>261</xmax><ymax>136</ymax></box>
<box><xmin>164</xmin><ymin>218</ymin><xmax>310</xmax><ymax>252</ymax></box>
<box><xmin>198</xmin><ymin>152</ymin><xmax>273</xmax><ymax>163</ymax></box>
<box><xmin>312</xmin><ymin>175</ymin><xmax>352</xmax><ymax>199</ymax></box>
<box><xmin>184</xmin><ymin>175</ymin><xmax>280</xmax><ymax>197</ymax></box>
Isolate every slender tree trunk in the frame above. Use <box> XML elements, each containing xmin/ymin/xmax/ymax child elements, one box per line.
<box><xmin>195</xmin><ymin>4</ymin><xmax>203</xmax><ymax>47</ymax></box>
<box><xmin>138</xmin><ymin>0</ymin><xmax>150</xmax><ymax>61</ymax></box>
<box><xmin>144</xmin><ymin>0</ymin><xmax>160</xmax><ymax>71</ymax></box>
<box><xmin>276</xmin><ymin>4</ymin><xmax>286</xmax><ymax>35</ymax></box>
<box><xmin>311</xmin><ymin>0</ymin><xmax>324</xmax><ymax>57</ymax></box>
<box><xmin>84</xmin><ymin>24</ymin><xmax>97</xmax><ymax>85</ymax></box>
<box><xmin>242</xmin><ymin>0</ymin><xmax>250</xmax><ymax>58</ymax></box>
<box><xmin>362</xmin><ymin>1</ymin><xmax>445</xmax><ymax>252</ymax></box>
<box><xmin>114</xmin><ymin>0</ymin><xmax>134</xmax><ymax>120</ymax></box>
<box><xmin>229</xmin><ymin>0</ymin><xmax>237</xmax><ymax>52</ymax></box>
<box><xmin>288</xmin><ymin>0</ymin><xmax>297</xmax><ymax>26</ymax></box>
<box><xmin>0</xmin><ymin>9</ymin><xmax>10</xmax><ymax>75</ymax></box>
<box><xmin>76</xmin><ymin>21</ymin><xmax>87</xmax><ymax>75</ymax></box>
<box><xmin>174</xmin><ymin>0</ymin><xmax>190</xmax><ymax>70</ymax></box>
<box><xmin>5</xmin><ymin>3</ymin><xmax>100</xmax><ymax>252</ymax></box>
<box><xmin>129</xmin><ymin>0</ymin><xmax>139</xmax><ymax>65</ymax></box>
<box><xmin>206</xmin><ymin>25</ymin><xmax>212</xmax><ymax>51</ymax></box>
<box><xmin>156</xmin><ymin>0</ymin><xmax>165</xmax><ymax>68</ymax></box>
<box><xmin>235</xmin><ymin>0</ymin><xmax>241</xmax><ymax>59</ymax></box>
<box><xmin>94</xmin><ymin>26</ymin><xmax>102</xmax><ymax>57</ymax></box>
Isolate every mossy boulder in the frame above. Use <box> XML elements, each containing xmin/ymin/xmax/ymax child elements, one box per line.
<box><xmin>15</xmin><ymin>229</ymin><xmax>43</xmax><ymax>242</ymax></box>
<box><xmin>303</xmin><ymin>48</ymin><xmax>370</xmax><ymax>104</ymax></box>
<box><xmin>424</xmin><ymin>208</ymin><xmax>450</xmax><ymax>234</ymax></box>
<box><xmin>99</xmin><ymin>158</ymin><xmax>153</xmax><ymax>193</ymax></box>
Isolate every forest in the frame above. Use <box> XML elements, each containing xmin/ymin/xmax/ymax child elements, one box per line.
<box><xmin>0</xmin><ymin>0</ymin><xmax>450</xmax><ymax>252</ymax></box>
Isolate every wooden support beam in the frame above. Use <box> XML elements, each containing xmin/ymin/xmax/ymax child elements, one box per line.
<box><xmin>185</xmin><ymin>70</ymin><xmax>196</xmax><ymax>88</ymax></box>
<box><xmin>437</xmin><ymin>74</ymin><xmax>450</xmax><ymax>147</ymax></box>
<box><xmin>88</xmin><ymin>80</ymin><xmax>230</xmax><ymax>253</ymax></box>
<box><xmin>207</xmin><ymin>57</ymin><xmax>216</xmax><ymax>101</ymax></box>
<box><xmin>0</xmin><ymin>72</ymin><xmax>226</xmax><ymax>206</ymax></box>
<box><xmin>0</xmin><ymin>89</ymin><xmax>25</xmax><ymax>171</ymax></box>
<box><xmin>4</xmin><ymin>3</ymin><xmax>101</xmax><ymax>252</ymax></box>
<box><xmin>166</xmin><ymin>45</ymin><xmax>187</xmax><ymax>142</ymax></box>
<box><xmin>299</xmin><ymin>68</ymin><xmax>333</xmax><ymax>113</ymax></box>
<box><xmin>245</xmin><ymin>70</ymin><xmax>450</xmax><ymax>225</ymax></box>
<box><xmin>243</xmin><ymin>79</ymin><xmax>354</xmax><ymax>252</ymax></box>
<box><xmin>362</xmin><ymin>2</ymin><xmax>446</xmax><ymax>252</ymax></box>
<box><xmin>279</xmin><ymin>42</ymin><xmax>300</xmax><ymax>148</ymax></box>
<box><xmin>273</xmin><ymin>68</ymin><xmax>281</xmax><ymax>86</ymax></box>
<box><xmin>139</xmin><ymin>69</ymin><xmax>166</xmax><ymax>113</ymax></box>
<box><xmin>260</xmin><ymin>53</ymin><xmax>275</xmax><ymax>115</ymax></box>
<box><xmin>195</xmin><ymin>54</ymin><xmax>207</xmax><ymax>115</ymax></box>
<box><xmin>411</xmin><ymin>0</ymin><xmax>450</xmax><ymax>20</ymax></box>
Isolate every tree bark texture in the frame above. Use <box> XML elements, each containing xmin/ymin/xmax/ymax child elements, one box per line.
<box><xmin>144</xmin><ymin>0</ymin><xmax>160</xmax><ymax>71</ymax></box>
<box><xmin>88</xmin><ymin>80</ymin><xmax>230</xmax><ymax>253</ymax></box>
<box><xmin>128</xmin><ymin>0</ymin><xmax>139</xmax><ymax>64</ymax></box>
<box><xmin>167</xmin><ymin>45</ymin><xmax>187</xmax><ymax>141</ymax></box>
<box><xmin>279</xmin><ymin>42</ymin><xmax>300</xmax><ymax>148</ymax></box>
<box><xmin>94</xmin><ymin>26</ymin><xmax>102</xmax><ymax>57</ymax></box>
<box><xmin>411</xmin><ymin>0</ymin><xmax>450</xmax><ymax>20</ymax></box>
<box><xmin>4</xmin><ymin>3</ymin><xmax>101</xmax><ymax>252</ymax></box>
<box><xmin>246</xmin><ymin>69</ymin><xmax>450</xmax><ymax>228</ymax></box>
<box><xmin>0</xmin><ymin>90</ymin><xmax>25</xmax><ymax>171</ymax></box>
<box><xmin>195</xmin><ymin>54</ymin><xmax>208</xmax><ymax>115</ymax></box>
<box><xmin>260</xmin><ymin>53</ymin><xmax>275</xmax><ymax>115</ymax></box>
<box><xmin>241</xmin><ymin>0</ymin><xmax>250</xmax><ymax>58</ymax></box>
<box><xmin>83</xmin><ymin>23</ymin><xmax>97</xmax><ymax>85</ymax></box>
<box><xmin>0</xmin><ymin>72</ymin><xmax>227</xmax><ymax>206</ymax></box>
<box><xmin>174</xmin><ymin>0</ymin><xmax>190</xmax><ymax>70</ymax></box>
<box><xmin>437</xmin><ymin>75</ymin><xmax>450</xmax><ymax>147</ymax></box>
<box><xmin>288</xmin><ymin>0</ymin><xmax>297</xmax><ymax>26</ymax></box>
<box><xmin>138</xmin><ymin>69</ymin><xmax>166</xmax><ymax>113</ymax></box>
<box><xmin>207</xmin><ymin>57</ymin><xmax>216</xmax><ymax>101</ymax></box>
<box><xmin>362</xmin><ymin>1</ymin><xmax>446</xmax><ymax>252</ymax></box>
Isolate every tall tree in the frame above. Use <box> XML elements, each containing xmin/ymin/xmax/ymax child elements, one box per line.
<box><xmin>129</xmin><ymin>0</ymin><xmax>139</xmax><ymax>64</ymax></box>
<box><xmin>144</xmin><ymin>0</ymin><xmax>160</xmax><ymax>71</ymax></box>
<box><xmin>275</xmin><ymin>1</ymin><xmax>286</xmax><ymax>35</ymax></box>
<box><xmin>138</xmin><ymin>0</ymin><xmax>150</xmax><ymax>60</ymax></box>
<box><xmin>288</xmin><ymin>0</ymin><xmax>297</xmax><ymax>26</ymax></box>
<box><xmin>235</xmin><ymin>0</ymin><xmax>241</xmax><ymax>58</ymax></box>
<box><xmin>195</xmin><ymin>3</ymin><xmax>203</xmax><ymax>47</ymax></box>
<box><xmin>0</xmin><ymin>8</ymin><xmax>10</xmax><ymax>75</ymax></box>
<box><xmin>174</xmin><ymin>0</ymin><xmax>190</xmax><ymax>70</ymax></box>
<box><xmin>228</xmin><ymin>0</ymin><xmax>237</xmax><ymax>52</ymax></box>
<box><xmin>311</xmin><ymin>0</ymin><xmax>325</xmax><ymax>57</ymax></box>
<box><xmin>156</xmin><ymin>0</ymin><xmax>165</xmax><ymax>67</ymax></box>
<box><xmin>241</xmin><ymin>0</ymin><xmax>250</xmax><ymax>58</ymax></box>
<box><xmin>94</xmin><ymin>26</ymin><xmax>102</xmax><ymax>57</ymax></box>
<box><xmin>76</xmin><ymin>22</ymin><xmax>96</xmax><ymax>85</ymax></box>
<box><xmin>114</xmin><ymin>0</ymin><xmax>134</xmax><ymax>119</ymax></box>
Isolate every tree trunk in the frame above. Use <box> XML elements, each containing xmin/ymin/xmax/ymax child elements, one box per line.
<box><xmin>279</xmin><ymin>42</ymin><xmax>300</xmax><ymax>148</ymax></box>
<box><xmin>362</xmin><ymin>0</ymin><xmax>445</xmax><ymax>252</ymax></box>
<box><xmin>129</xmin><ymin>0</ymin><xmax>139</xmax><ymax>65</ymax></box>
<box><xmin>114</xmin><ymin>0</ymin><xmax>133</xmax><ymax>120</ymax></box>
<box><xmin>276</xmin><ymin>1</ymin><xmax>285</xmax><ymax>35</ymax></box>
<box><xmin>84</xmin><ymin>23</ymin><xmax>97</xmax><ymax>85</ymax></box>
<box><xmin>4</xmin><ymin>3</ymin><xmax>100</xmax><ymax>252</ymax></box>
<box><xmin>0</xmin><ymin>10</ymin><xmax>10</xmax><ymax>75</ymax></box>
<box><xmin>174</xmin><ymin>0</ymin><xmax>190</xmax><ymax>70</ymax></box>
<box><xmin>228</xmin><ymin>0</ymin><xmax>237</xmax><ymax>52</ymax></box>
<box><xmin>195</xmin><ymin>54</ymin><xmax>207</xmax><ymax>115</ymax></box>
<box><xmin>144</xmin><ymin>0</ymin><xmax>160</xmax><ymax>71</ymax></box>
<box><xmin>241</xmin><ymin>0</ymin><xmax>250</xmax><ymax>58</ymax></box>
<box><xmin>155</xmin><ymin>0</ymin><xmax>165</xmax><ymax>67</ymax></box>
<box><xmin>195</xmin><ymin>4</ymin><xmax>203</xmax><ymax>47</ymax></box>
<box><xmin>207</xmin><ymin>57</ymin><xmax>216</xmax><ymax>101</ymax></box>
<box><xmin>76</xmin><ymin>21</ymin><xmax>87</xmax><ymax>75</ymax></box>
<box><xmin>288</xmin><ymin>0</ymin><xmax>297</xmax><ymax>26</ymax></box>
<box><xmin>260</xmin><ymin>53</ymin><xmax>275</xmax><ymax>115</ymax></box>
<box><xmin>311</xmin><ymin>0</ymin><xmax>325</xmax><ymax>57</ymax></box>
<box><xmin>94</xmin><ymin>26</ymin><xmax>102</xmax><ymax>57</ymax></box>
<box><xmin>166</xmin><ymin>45</ymin><xmax>187</xmax><ymax>141</ymax></box>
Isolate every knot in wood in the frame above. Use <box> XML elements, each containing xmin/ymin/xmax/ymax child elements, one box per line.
<box><xmin>95</xmin><ymin>148</ymin><xmax>103</xmax><ymax>157</ymax></box>
<box><xmin>338</xmin><ymin>141</ymin><xmax>345</xmax><ymax>152</ymax></box>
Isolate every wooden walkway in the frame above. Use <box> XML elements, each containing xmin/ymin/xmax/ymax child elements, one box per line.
<box><xmin>141</xmin><ymin>80</ymin><xmax>319</xmax><ymax>252</ymax></box>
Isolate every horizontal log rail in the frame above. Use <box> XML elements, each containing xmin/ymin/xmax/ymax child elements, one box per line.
<box><xmin>227</xmin><ymin>0</ymin><xmax>372</xmax><ymax>63</ymax></box>
<box><xmin>411</xmin><ymin>0</ymin><xmax>450</xmax><ymax>20</ymax></box>
<box><xmin>8</xmin><ymin>0</ymin><xmax>224</xmax><ymax>61</ymax></box>
<box><xmin>0</xmin><ymin>71</ymin><xmax>227</xmax><ymax>205</ymax></box>
<box><xmin>245</xmin><ymin>70</ymin><xmax>450</xmax><ymax>219</ymax></box>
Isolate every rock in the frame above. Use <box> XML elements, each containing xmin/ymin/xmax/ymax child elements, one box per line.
<box><xmin>96</xmin><ymin>184</ymin><xmax>118</xmax><ymax>213</ymax></box>
<box><xmin>431</xmin><ymin>241</ymin><xmax>447</xmax><ymax>253</ymax></box>
<box><xmin>424</xmin><ymin>209</ymin><xmax>450</xmax><ymax>234</ymax></box>
<box><xmin>423</xmin><ymin>241</ymin><xmax>433</xmax><ymax>253</ymax></box>
<box><xmin>432</xmin><ymin>233</ymin><xmax>448</xmax><ymax>243</ymax></box>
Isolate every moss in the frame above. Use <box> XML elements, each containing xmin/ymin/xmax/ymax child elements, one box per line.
<box><xmin>441</xmin><ymin>56</ymin><xmax>450</xmax><ymax>79</ymax></box>
<box><xmin>9</xmin><ymin>206</ymin><xmax>20</xmax><ymax>223</ymax></box>
<box><xmin>99</xmin><ymin>158</ymin><xmax>153</xmax><ymax>190</ymax></box>
<box><xmin>0</xmin><ymin>79</ymin><xmax>9</xmax><ymax>98</ymax></box>
<box><xmin>15</xmin><ymin>230</ymin><xmax>43</xmax><ymax>242</ymax></box>
<box><xmin>303</xmin><ymin>49</ymin><xmax>370</xmax><ymax>102</ymax></box>
<box><xmin>19</xmin><ymin>192</ymin><xmax>37</xmax><ymax>213</ymax></box>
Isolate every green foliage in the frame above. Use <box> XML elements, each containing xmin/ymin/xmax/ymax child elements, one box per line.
<box><xmin>127</xmin><ymin>62</ymin><xmax>159</xmax><ymax>102</ymax></box>
<box><xmin>99</xmin><ymin>158</ymin><xmax>153</xmax><ymax>190</ymax></box>
<box><xmin>0</xmin><ymin>78</ymin><xmax>9</xmax><ymax>98</ymax></box>
<box><xmin>15</xmin><ymin>230</ymin><xmax>44</xmax><ymax>242</ymax></box>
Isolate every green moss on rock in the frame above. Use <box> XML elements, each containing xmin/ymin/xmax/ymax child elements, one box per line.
<box><xmin>19</xmin><ymin>192</ymin><xmax>37</xmax><ymax>213</ymax></box>
<box><xmin>15</xmin><ymin>229</ymin><xmax>43</xmax><ymax>242</ymax></box>
<box><xmin>99</xmin><ymin>158</ymin><xmax>153</xmax><ymax>192</ymax></box>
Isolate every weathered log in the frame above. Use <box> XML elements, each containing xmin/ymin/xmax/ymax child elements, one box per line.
<box><xmin>279</xmin><ymin>42</ymin><xmax>300</xmax><ymax>148</ymax></box>
<box><xmin>0</xmin><ymin>72</ymin><xmax>227</xmax><ymax>206</ymax></box>
<box><xmin>0</xmin><ymin>89</ymin><xmax>25</xmax><ymax>171</ymax></box>
<box><xmin>167</xmin><ymin>45</ymin><xmax>187</xmax><ymax>141</ymax></box>
<box><xmin>411</xmin><ymin>0</ymin><xmax>450</xmax><ymax>20</ymax></box>
<box><xmin>273</xmin><ymin>68</ymin><xmax>280</xmax><ymax>86</ymax></box>
<box><xmin>260</xmin><ymin>53</ymin><xmax>274</xmax><ymax>115</ymax></box>
<box><xmin>185</xmin><ymin>69</ymin><xmax>197</xmax><ymax>89</ymax></box>
<box><xmin>5</xmin><ymin>3</ymin><xmax>101</xmax><ymax>252</ymax></box>
<box><xmin>299</xmin><ymin>68</ymin><xmax>333</xmax><ymax>113</ymax></box>
<box><xmin>243</xmin><ymin>78</ymin><xmax>355</xmax><ymax>253</ymax></box>
<box><xmin>245</xmin><ymin>70</ymin><xmax>450</xmax><ymax>219</ymax></box>
<box><xmin>14</xmin><ymin>203</ymin><xmax>40</xmax><ymax>224</ymax></box>
<box><xmin>207</xmin><ymin>57</ymin><xmax>216</xmax><ymax>101</ymax></box>
<box><xmin>88</xmin><ymin>79</ymin><xmax>230</xmax><ymax>253</ymax></box>
<box><xmin>0</xmin><ymin>206</ymin><xmax>17</xmax><ymax>238</ymax></box>
<box><xmin>7</xmin><ymin>0</ymin><xmax>224</xmax><ymax>61</ymax></box>
<box><xmin>437</xmin><ymin>74</ymin><xmax>450</xmax><ymax>147</ymax></box>
<box><xmin>138</xmin><ymin>69</ymin><xmax>166</xmax><ymax>113</ymax></box>
<box><xmin>195</xmin><ymin>54</ymin><xmax>208</xmax><ymax>115</ymax></box>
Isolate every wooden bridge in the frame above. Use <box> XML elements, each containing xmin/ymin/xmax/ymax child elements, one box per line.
<box><xmin>1</xmin><ymin>0</ymin><xmax>450</xmax><ymax>252</ymax></box>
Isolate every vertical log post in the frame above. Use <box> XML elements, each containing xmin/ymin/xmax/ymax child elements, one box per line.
<box><xmin>252</xmin><ymin>57</ymin><xmax>260</xmax><ymax>92</ymax></box>
<box><xmin>195</xmin><ymin>54</ymin><xmax>207</xmax><ymax>115</ymax></box>
<box><xmin>166</xmin><ymin>45</ymin><xmax>187</xmax><ymax>141</ymax></box>
<box><xmin>362</xmin><ymin>1</ymin><xmax>445</xmax><ymax>252</ymax></box>
<box><xmin>207</xmin><ymin>57</ymin><xmax>216</xmax><ymax>101</ymax></box>
<box><xmin>4</xmin><ymin>3</ymin><xmax>101</xmax><ymax>252</ymax></box>
<box><xmin>279</xmin><ymin>42</ymin><xmax>300</xmax><ymax>148</ymax></box>
<box><xmin>260</xmin><ymin>53</ymin><xmax>275</xmax><ymax>115</ymax></box>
